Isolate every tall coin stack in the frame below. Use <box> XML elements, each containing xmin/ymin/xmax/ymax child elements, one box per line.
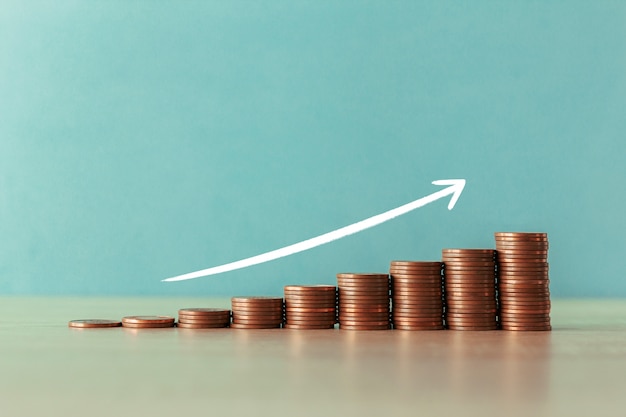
<box><xmin>230</xmin><ymin>296</ymin><xmax>284</xmax><ymax>329</ymax></box>
<box><xmin>495</xmin><ymin>232</ymin><xmax>551</xmax><ymax>331</ymax></box>
<box><xmin>442</xmin><ymin>249</ymin><xmax>498</xmax><ymax>331</ymax></box>
<box><xmin>177</xmin><ymin>308</ymin><xmax>231</xmax><ymax>329</ymax></box>
<box><xmin>283</xmin><ymin>285</ymin><xmax>337</xmax><ymax>330</ymax></box>
<box><xmin>337</xmin><ymin>273</ymin><xmax>391</xmax><ymax>330</ymax></box>
<box><xmin>389</xmin><ymin>261</ymin><xmax>444</xmax><ymax>330</ymax></box>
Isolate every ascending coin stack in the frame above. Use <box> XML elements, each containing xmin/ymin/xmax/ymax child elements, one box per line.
<box><xmin>337</xmin><ymin>273</ymin><xmax>391</xmax><ymax>330</ymax></box>
<box><xmin>283</xmin><ymin>285</ymin><xmax>337</xmax><ymax>329</ymax></box>
<box><xmin>495</xmin><ymin>232</ymin><xmax>551</xmax><ymax>331</ymax></box>
<box><xmin>389</xmin><ymin>261</ymin><xmax>444</xmax><ymax>330</ymax></box>
<box><xmin>231</xmin><ymin>296</ymin><xmax>284</xmax><ymax>329</ymax></box>
<box><xmin>177</xmin><ymin>308</ymin><xmax>231</xmax><ymax>329</ymax></box>
<box><xmin>442</xmin><ymin>249</ymin><xmax>498</xmax><ymax>331</ymax></box>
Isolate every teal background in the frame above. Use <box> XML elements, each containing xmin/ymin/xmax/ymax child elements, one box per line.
<box><xmin>1</xmin><ymin>1</ymin><xmax>624</xmax><ymax>297</ymax></box>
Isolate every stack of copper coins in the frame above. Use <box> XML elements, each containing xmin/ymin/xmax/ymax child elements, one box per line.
<box><xmin>337</xmin><ymin>273</ymin><xmax>390</xmax><ymax>330</ymax></box>
<box><xmin>230</xmin><ymin>296</ymin><xmax>284</xmax><ymax>329</ymax></box>
<box><xmin>389</xmin><ymin>261</ymin><xmax>444</xmax><ymax>330</ymax></box>
<box><xmin>442</xmin><ymin>249</ymin><xmax>498</xmax><ymax>331</ymax></box>
<box><xmin>176</xmin><ymin>308</ymin><xmax>231</xmax><ymax>329</ymax></box>
<box><xmin>283</xmin><ymin>285</ymin><xmax>337</xmax><ymax>330</ymax></box>
<box><xmin>495</xmin><ymin>232</ymin><xmax>551</xmax><ymax>331</ymax></box>
<box><xmin>121</xmin><ymin>316</ymin><xmax>176</xmax><ymax>328</ymax></box>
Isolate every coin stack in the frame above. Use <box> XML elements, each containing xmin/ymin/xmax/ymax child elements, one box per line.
<box><xmin>389</xmin><ymin>261</ymin><xmax>444</xmax><ymax>330</ymax></box>
<box><xmin>337</xmin><ymin>273</ymin><xmax>391</xmax><ymax>330</ymax></box>
<box><xmin>442</xmin><ymin>249</ymin><xmax>498</xmax><ymax>330</ymax></box>
<box><xmin>283</xmin><ymin>285</ymin><xmax>337</xmax><ymax>330</ymax></box>
<box><xmin>121</xmin><ymin>316</ymin><xmax>176</xmax><ymax>328</ymax></box>
<box><xmin>230</xmin><ymin>296</ymin><xmax>284</xmax><ymax>329</ymax></box>
<box><xmin>176</xmin><ymin>308</ymin><xmax>231</xmax><ymax>329</ymax></box>
<box><xmin>495</xmin><ymin>232</ymin><xmax>551</xmax><ymax>331</ymax></box>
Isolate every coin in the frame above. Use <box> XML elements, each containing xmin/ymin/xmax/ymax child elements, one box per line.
<box><xmin>339</xmin><ymin>324</ymin><xmax>391</xmax><ymax>330</ymax></box>
<box><xmin>229</xmin><ymin>323</ymin><xmax>282</xmax><ymax>329</ymax></box>
<box><xmin>176</xmin><ymin>322</ymin><xmax>229</xmax><ymax>329</ymax></box>
<box><xmin>284</xmin><ymin>285</ymin><xmax>336</xmax><ymax>292</ymax></box>
<box><xmin>283</xmin><ymin>324</ymin><xmax>335</xmax><ymax>330</ymax></box>
<box><xmin>68</xmin><ymin>319</ymin><xmax>122</xmax><ymax>328</ymax></box>
<box><xmin>122</xmin><ymin>316</ymin><xmax>175</xmax><ymax>325</ymax></box>
<box><xmin>393</xmin><ymin>324</ymin><xmax>445</xmax><ymax>330</ymax></box>
<box><xmin>178</xmin><ymin>308</ymin><xmax>230</xmax><ymax>316</ymax></box>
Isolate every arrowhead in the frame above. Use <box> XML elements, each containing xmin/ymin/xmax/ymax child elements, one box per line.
<box><xmin>431</xmin><ymin>179</ymin><xmax>466</xmax><ymax>210</ymax></box>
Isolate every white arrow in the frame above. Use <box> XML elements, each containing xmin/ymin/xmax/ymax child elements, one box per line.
<box><xmin>163</xmin><ymin>179</ymin><xmax>466</xmax><ymax>282</ymax></box>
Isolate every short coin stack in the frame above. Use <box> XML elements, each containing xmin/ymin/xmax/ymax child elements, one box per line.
<box><xmin>389</xmin><ymin>261</ymin><xmax>444</xmax><ymax>330</ymax></box>
<box><xmin>283</xmin><ymin>285</ymin><xmax>337</xmax><ymax>329</ymax></box>
<box><xmin>177</xmin><ymin>308</ymin><xmax>231</xmax><ymax>329</ymax></box>
<box><xmin>442</xmin><ymin>249</ymin><xmax>498</xmax><ymax>331</ymax></box>
<box><xmin>230</xmin><ymin>296</ymin><xmax>284</xmax><ymax>329</ymax></box>
<box><xmin>337</xmin><ymin>273</ymin><xmax>391</xmax><ymax>330</ymax></box>
<box><xmin>495</xmin><ymin>232</ymin><xmax>551</xmax><ymax>331</ymax></box>
<box><xmin>121</xmin><ymin>316</ymin><xmax>176</xmax><ymax>328</ymax></box>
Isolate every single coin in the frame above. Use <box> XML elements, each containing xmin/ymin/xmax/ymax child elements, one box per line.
<box><xmin>446</xmin><ymin>312</ymin><xmax>497</xmax><ymax>318</ymax></box>
<box><xmin>232</xmin><ymin>314</ymin><xmax>283</xmax><ymax>321</ymax></box>
<box><xmin>499</xmin><ymin>264</ymin><xmax>549</xmax><ymax>271</ymax></box>
<box><xmin>495</xmin><ymin>232</ymin><xmax>548</xmax><ymax>240</ymax></box>
<box><xmin>68</xmin><ymin>319</ymin><xmax>122</xmax><ymax>328</ymax></box>
<box><xmin>447</xmin><ymin>325</ymin><xmax>499</xmax><ymax>331</ymax></box>
<box><xmin>232</xmin><ymin>320</ymin><xmax>283</xmax><ymax>326</ymax></box>
<box><xmin>393</xmin><ymin>324</ymin><xmax>445</xmax><ymax>331</ymax></box>
<box><xmin>339</xmin><ymin>324</ymin><xmax>391</xmax><ymax>331</ymax></box>
<box><xmin>498</xmin><ymin>280</ymin><xmax>550</xmax><ymax>287</ymax></box>
<box><xmin>283</xmin><ymin>324</ymin><xmax>335</xmax><ymax>330</ymax></box>
<box><xmin>177</xmin><ymin>317</ymin><xmax>231</xmax><ymax>324</ymax></box>
<box><xmin>229</xmin><ymin>323</ymin><xmax>282</xmax><ymax>329</ymax></box>
<box><xmin>390</xmin><ymin>261</ymin><xmax>442</xmax><ymax>267</ymax></box>
<box><xmin>390</xmin><ymin>275</ymin><xmax>442</xmax><ymax>282</ymax></box>
<box><xmin>231</xmin><ymin>304</ymin><xmax>284</xmax><ymax>310</ymax></box>
<box><xmin>122</xmin><ymin>323</ymin><xmax>175</xmax><ymax>328</ymax></box>
<box><xmin>285</xmin><ymin>319</ymin><xmax>337</xmax><ymax>326</ymax></box>
<box><xmin>339</xmin><ymin>319</ymin><xmax>390</xmax><ymax>326</ymax></box>
<box><xmin>178</xmin><ymin>308</ymin><xmax>230</xmax><ymax>316</ymax></box>
<box><xmin>176</xmin><ymin>322</ymin><xmax>229</xmax><ymax>329</ymax></box>
<box><xmin>284</xmin><ymin>285</ymin><xmax>336</xmax><ymax>292</ymax></box>
<box><xmin>393</xmin><ymin>320</ymin><xmax>444</xmax><ymax>327</ymax></box>
<box><xmin>337</xmin><ymin>273</ymin><xmax>388</xmax><ymax>279</ymax></box>
<box><xmin>122</xmin><ymin>316</ymin><xmax>175</xmax><ymax>325</ymax></box>
<box><xmin>391</xmin><ymin>307</ymin><xmax>443</xmax><ymax>313</ymax></box>
<box><xmin>445</xmin><ymin>317</ymin><xmax>498</xmax><ymax>324</ymax></box>
<box><xmin>442</xmin><ymin>248</ymin><xmax>495</xmax><ymax>255</ymax></box>
<box><xmin>285</xmin><ymin>307</ymin><xmax>335</xmax><ymax>313</ymax></box>
<box><xmin>339</xmin><ymin>313</ymin><xmax>390</xmax><ymax>320</ymax></box>
<box><xmin>501</xmin><ymin>308</ymin><xmax>551</xmax><ymax>314</ymax></box>
<box><xmin>232</xmin><ymin>310</ymin><xmax>284</xmax><ymax>317</ymax></box>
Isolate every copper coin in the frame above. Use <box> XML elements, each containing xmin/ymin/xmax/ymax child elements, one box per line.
<box><xmin>339</xmin><ymin>288</ymin><xmax>390</xmax><ymax>294</ymax></box>
<box><xmin>336</xmin><ymin>273</ymin><xmax>388</xmax><ymax>279</ymax></box>
<box><xmin>498</xmin><ymin>258</ymin><xmax>548</xmax><ymax>264</ymax></box>
<box><xmin>176</xmin><ymin>322</ymin><xmax>229</xmax><ymax>329</ymax></box>
<box><xmin>339</xmin><ymin>306</ymin><xmax>388</xmax><ymax>312</ymax></box>
<box><xmin>337</xmin><ymin>278</ymin><xmax>389</xmax><ymax>285</ymax></box>
<box><xmin>443</xmin><ymin>248</ymin><xmax>495</xmax><ymax>255</ymax></box>
<box><xmin>232</xmin><ymin>319</ymin><xmax>283</xmax><ymax>325</ymax></box>
<box><xmin>392</xmin><ymin>307</ymin><xmax>443</xmax><ymax>313</ymax></box>
<box><xmin>446</xmin><ymin>312</ymin><xmax>497</xmax><ymax>318</ymax></box>
<box><xmin>231</xmin><ymin>305</ymin><xmax>284</xmax><ymax>311</ymax></box>
<box><xmin>500</xmin><ymin>318</ymin><xmax>551</xmax><ymax>325</ymax></box>
<box><xmin>286</xmin><ymin>307</ymin><xmax>336</xmax><ymax>314</ymax></box>
<box><xmin>392</xmin><ymin>285</ymin><xmax>442</xmax><ymax>292</ymax></box>
<box><xmin>446</xmin><ymin>289</ymin><xmax>496</xmax><ymax>296</ymax></box>
<box><xmin>393</xmin><ymin>324</ymin><xmax>445</xmax><ymax>330</ymax></box>
<box><xmin>390</xmin><ymin>275</ymin><xmax>442</xmax><ymax>282</ymax></box>
<box><xmin>494</xmin><ymin>233</ymin><xmax>547</xmax><ymax>241</ymax></box>
<box><xmin>68</xmin><ymin>319</ymin><xmax>122</xmax><ymax>328</ymax></box>
<box><xmin>177</xmin><ymin>317</ymin><xmax>231</xmax><ymax>324</ymax></box>
<box><xmin>339</xmin><ymin>313</ymin><xmax>390</xmax><ymax>321</ymax></box>
<box><xmin>337</xmin><ymin>284</ymin><xmax>389</xmax><ymax>290</ymax></box>
<box><xmin>231</xmin><ymin>302</ymin><xmax>283</xmax><ymax>308</ymax></box>
<box><xmin>498</xmin><ymin>294</ymin><xmax>550</xmax><ymax>301</ymax></box>
<box><xmin>393</xmin><ymin>320</ymin><xmax>443</xmax><ymax>327</ymax></box>
<box><xmin>444</xmin><ymin>273</ymin><xmax>496</xmax><ymax>279</ymax></box>
<box><xmin>496</xmin><ymin>243</ymin><xmax>549</xmax><ymax>250</ymax></box>
<box><xmin>444</xmin><ymin>266</ymin><xmax>495</xmax><ymax>272</ymax></box>
<box><xmin>178</xmin><ymin>308</ymin><xmax>230</xmax><ymax>316</ymax></box>
<box><xmin>232</xmin><ymin>310</ymin><xmax>284</xmax><ymax>317</ymax></box>
<box><xmin>339</xmin><ymin>320</ymin><xmax>390</xmax><ymax>326</ymax></box>
<box><xmin>391</xmin><ymin>296</ymin><xmax>443</xmax><ymax>303</ymax></box>
<box><xmin>389</xmin><ymin>264</ymin><xmax>441</xmax><ymax>271</ymax></box>
<box><xmin>284</xmin><ymin>302</ymin><xmax>335</xmax><ymax>309</ymax></box>
<box><xmin>231</xmin><ymin>296</ymin><xmax>283</xmax><ymax>303</ymax></box>
<box><xmin>392</xmin><ymin>315</ymin><xmax>443</xmax><ymax>322</ymax></box>
<box><xmin>338</xmin><ymin>303</ymin><xmax>389</xmax><ymax>310</ymax></box>
<box><xmin>340</xmin><ymin>324</ymin><xmax>390</xmax><ymax>330</ymax></box>
<box><xmin>122</xmin><ymin>316</ymin><xmax>175</xmax><ymax>325</ymax></box>
<box><xmin>337</xmin><ymin>279</ymin><xmax>389</xmax><ymax>290</ymax></box>
<box><xmin>178</xmin><ymin>311</ymin><xmax>231</xmax><ymax>317</ymax></box>
<box><xmin>499</xmin><ymin>264</ymin><xmax>549</xmax><ymax>271</ymax></box>
<box><xmin>229</xmin><ymin>323</ymin><xmax>282</xmax><ymax>329</ymax></box>
<box><xmin>445</xmin><ymin>282</ymin><xmax>494</xmax><ymax>288</ymax></box>
<box><xmin>284</xmin><ymin>285</ymin><xmax>336</xmax><ymax>292</ymax></box>
<box><xmin>499</xmin><ymin>302</ymin><xmax>551</xmax><ymax>308</ymax></box>
<box><xmin>283</xmin><ymin>324</ymin><xmax>335</xmax><ymax>330</ymax></box>
<box><xmin>284</xmin><ymin>292</ymin><xmax>337</xmax><ymax>298</ymax></box>
<box><xmin>446</xmin><ymin>309</ymin><xmax>497</xmax><ymax>315</ymax></box>
<box><xmin>390</xmin><ymin>261</ymin><xmax>442</xmax><ymax>267</ymax></box>
<box><xmin>286</xmin><ymin>321</ymin><xmax>336</xmax><ymax>326</ymax></box>
<box><xmin>447</xmin><ymin>325</ymin><xmax>499</xmax><ymax>331</ymax></box>
<box><xmin>498</xmin><ymin>281</ymin><xmax>550</xmax><ymax>288</ymax></box>
<box><xmin>122</xmin><ymin>323</ymin><xmax>175</xmax><ymax>328</ymax></box>
<box><xmin>445</xmin><ymin>317</ymin><xmax>498</xmax><ymax>325</ymax></box>
<box><xmin>501</xmin><ymin>308</ymin><xmax>551</xmax><ymax>314</ymax></box>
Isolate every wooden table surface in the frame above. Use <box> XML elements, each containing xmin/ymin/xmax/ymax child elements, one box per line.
<box><xmin>1</xmin><ymin>297</ymin><xmax>625</xmax><ymax>417</ymax></box>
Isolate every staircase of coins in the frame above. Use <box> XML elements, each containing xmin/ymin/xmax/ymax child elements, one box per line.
<box><xmin>69</xmin><ymin>232</ymin><xmax>551</xmax><ymax>332</ymax></box>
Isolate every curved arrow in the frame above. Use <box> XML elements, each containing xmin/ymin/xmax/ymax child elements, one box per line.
<box><xmin>163</xmin><ymin>179</ymin><xmax>466</xmax><ymax>282</ymax></box>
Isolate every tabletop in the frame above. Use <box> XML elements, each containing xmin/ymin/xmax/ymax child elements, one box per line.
<box><xmin>1</xmin><ymin>297</ymin><xmax>625</xmax><ymax>417</ymax></box>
